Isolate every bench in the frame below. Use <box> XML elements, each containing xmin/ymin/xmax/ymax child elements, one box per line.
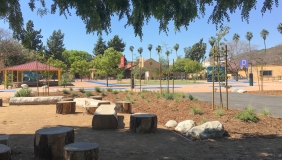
<box><xmin>130</xmin><ymin>113</ymin><xmax>157</xmax><ymax>133</ymax></box>
<box><xmin>92</xmin><ymin>104</ymin><xmax>118</xmax><ymax>129</ymax></box>
<box><xmin>0</xmin><ymin>144</ymin><xmax>11</xmax><ymax>160</ymax></box>
<box><xmin>64</xmin><ymin>142</ymin><xmax>99</xmax><ymax>159</ymax></box>
<box><xmin>56</xmin><ymin>101</ymin><xmax>76</xmax><ymax>114</ymax></box>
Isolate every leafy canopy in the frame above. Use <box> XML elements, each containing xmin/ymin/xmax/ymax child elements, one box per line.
<box><xmin>46</xmin><ymin>29</ymin><xmax>65</xmax><ymax>61</ymax></box>
<box><xmin>184</xmin><ymin>38</ymin><xmax>207</xmax><ymax>62</ymax></box>
<box><xmin>1</xmin><ymin>1</ymin><xmax>279</xmax><ymax>39</ymax></box>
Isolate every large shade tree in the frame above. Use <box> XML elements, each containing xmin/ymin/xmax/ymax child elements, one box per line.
<box><xmin>20</xmin><ymin>20</ymin><xmax>43</xmax><ymax>51</ymax></box>
<box><xmin>46</xmin><ymin>29</ymin><xmax>65</xmax><ymax>61</ymax></box>
<box><xmin>107</xmin><ymin>35</ymin><xmax>126</xmax><ymax>52</ymax></box>
<box><xmin>1</xmin><ymin>1</ymin><xmax>279</xmax><ymax>39</ymax></box>
<box><xmin>93</xmin><ymin>36</ymin><xmax>107</xmax><ymax>56</ymax></box>
<box><xmin>184</xmin><ymin>38</ymin><xmax>206</xmax><ymax>62</ymax></box>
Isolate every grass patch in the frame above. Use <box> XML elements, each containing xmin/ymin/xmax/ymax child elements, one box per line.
<box><xmin>190</xmin><ymin>106</ymin><xmax>203</xmax><ymax>115</ymax></box>
<box><xmin>215</xmin><ymin>109</ymin><xmax>225</xmax><ymax>116</ymax></box>
<box><xmin>78</xmin><ymin>88</ymin><xmax>85</xmax><ymax>93</ymax></box>
<box><xmin>101</xmin><ymin>91</ymin><xmax>106</xmax><ymax>97</ymax></box>
<box><xmin>69</xmin><ymin>87</ymin><xmax>73</xmax><ymax>91</ymax></box>
<box><xmin>95</xmin><ymin>87</ymin><xmax>101</xmax><ymax>92</ymax></box>
<box><xmin>261</xmin><ymin>108</ymin><xmax>271</xmax><ymax>116</ymax></box>
<box><xmin>71</xmin><ymin>92</ymin><xmax>77</xmax><ymax>97</ymax></box>
<box><xmin>14</xmin><ymin>88</ymin><xmax>32</xmax><ymax>97</ymax></box>
<box><xmin>235</xmin><ymin>106</ymin><xmax>259</xmax><ymax>122</ymax></box>
<box><xmin>112</xmin><ymin>90</ymin><xmax>119</xmax><ymax>94</ymax></box>
<box><xmin>107</xmin><ymin>88</ymin><xmax>113</xmax><ymax>92</ymax></box>
<box><xmin>188</xmin><ymin>94</ymin><xmax>197</xmax><ymax>101</ymax></box>
<box><xmin>62</xmin><ymin>89</ymin><xmax>69</xmax><ymax>94</ymax></box>
<box><xmin>85</xmin><ymin>91</ymin><xmax>93</xmax><ymax>97</ymax></box>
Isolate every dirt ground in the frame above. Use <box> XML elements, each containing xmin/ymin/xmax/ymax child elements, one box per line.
<box><xmin>1</xmin><ymin>81</ymin><xmax>282</xmax><ymax>159</ymax></box>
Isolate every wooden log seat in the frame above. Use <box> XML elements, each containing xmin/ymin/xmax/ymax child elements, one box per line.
<box><xmin>0</xmin><ymin>144</ymin><xmax>11</xmax><ymax>160</ymax></box>
<box><xmin>115</xmin><ymin>101</ymin><xmax>132</xmax><ymax>113</ymax></box>
<box><xmin>0</xmin><ymin>98</ymin><xmax>2</xmax><ymax>107</ymax></box>
<box><xmin>56</xmin><ymin>101</ymin><xmax>76</xmax><ymax>114</ymax></box>
<box><xmin>130</xmin><ymin>113</ymin><xmax>158</xmax><ymax>133</ymax></box>
<box><xmin>64</xmin><ymin>142</ymin><xmax>99</xmax><ymax>160</ymax></box>
<box><xmin>85</xmin><ymin>99</ymin><xmax>111</xmax><ymax>114</ymax></box>
<box><xmin>0</xmin><ymin>135</ymin><xmax>9</xmax><ymax>146</ymax></box>
<box><xmin>34</xmin><ymin>126</ymin><xmax>74</xmax><ymax>159</ymax></box>
<box><xmin>89</xmin><ymin>96</ymin><xmax>103</xmax><ymax>100</ymax></box>
<box><xmin>92</xmin><ymin>104</ymin><xmax>118</xmax><ymax>129</ymax></box>
<box><xmin>62</xmin><ymin>98</ymin><xmax>74</xmax><ymax>101</ymax></box>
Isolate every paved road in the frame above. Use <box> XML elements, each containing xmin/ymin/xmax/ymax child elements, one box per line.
<box><xmin>188</xmin><ymin>92</ymin><xmax>282</xmax><ymax>118</ymax></box>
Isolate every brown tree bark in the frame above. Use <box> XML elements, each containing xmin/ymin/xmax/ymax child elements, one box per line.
<box><xmin>115</xmin><ymin>101</ymin><xmax>132</xmax><ymax>113</ymax></box>
<box><xmin>130</xmin><ymin>113</ymin><xmax>157</xmax><ymax>133</ymax></box>
<box><xmin>56</xmin><ymin>101</ymin><xmax>76</xmax><ymax>114</ymax></box>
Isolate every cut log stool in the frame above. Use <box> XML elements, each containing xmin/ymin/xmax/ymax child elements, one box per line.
<box><xmin>92</xmin><ymin>104</ymin><xmax>118</xmax><ymax>129</ymax></box>
<box><xmin>56</xmin><ymin>101</ymin><xmax>76</xmax><ymax>114</ymax></box>
<box><xmin>130</xmin><ymin>113</ymin><xmax>157</xmax><ymax>133</ymax></box>
<box><xmin>90</xmin><ymin>96</ymin><xmax>103</xmax><ymax>100</ymax></box>
<box><xmin>0</xmin><ymin>98</ymin><xmax>2</xmax><ymax>106</ymax></box>
<box><xmin>0</xmin><ymin>135</ymin><xmax>9</xmax><ymax>146</ymax></box>
<box><xmin>64</xmin><ymin>142</ymin><xmax>99</xmax><ymax>160</ymax></box>
<box><xmin>0</xmin><ymin>144</ymin><xmax>11</xmax><ymax>160</ymax></box>
<box><xmin>34</xmin><ymin>126</ymin><xmax>74</xmax><ymax>159</ymax></box>
<box><xmin>62</xmin><ymin>98</ymin><xmax>74</xmax><ymax>101</ymax></box>
<box><xmin>115</xmin><ymin>101</ymin><xmax>132</xmax><ymax>113</ymax></box>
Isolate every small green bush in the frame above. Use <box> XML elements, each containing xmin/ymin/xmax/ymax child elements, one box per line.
<box><xmin>101</xmin><ymin>91</ymin><xmax>106</xmax><ymax>97</ymax></box>
<box><xmin>188</xmin><ymin>94</ymin><xmax>196</xmax><ymax>100</ymax></box>
<box><xmin>78</xmin><ymin>88</ymin><xmax>85</xmax><ymax>93</ymax></box>
<box><xmin>235</xmin><ymin>106</ymin><xmax>259</xmax><ymax>122</ymax></box>
<box><xmin>85</xmin><ymin>91</ymin><xmax>93</xmax><ymax>97</ymax></box>
<box><xmin>215</xmin><ymin>109</ymin><xmax>225</xmax><ymax>116</ymax></box>
<box><xmin>14</xmin><ymin>89</ymin><xmax>32</xmax><ymax>97</ymax></box>
<box><xmin>112</xmin><ymin>90</ymin><xmax>119</xmax><ymax>94</ymax></box>
<box><xmin>69</xmin><ymin>87</ymin><xmax>73</xmax><ymax>91</ymax></box>
<box><xmin>190</xmin><ymin>106</ymin><xmax>203</xmax><ymax>115</ymax></box>
<box><xmin>164</xmin><ymin>93</ymin><xmax>174</xmax><ymax>100</ymax></box>
<box><xmin>107</xmin><ymin>88</ymin><xmax>113</xmax><ymax>92</ymax></box>
<box><xmin>95</xmin><ymin>87</ymin><xmax>101</xmax><ymax>92</ymax></box>
<box><xmin>261</xmin><ymin>108</ymin><xmax>271</xmax><ymax>116</ymax></box>
<box><xmin>71</xmin><ymin>92</ymin><xmax>77</xmax><ymax>97</ymax></box>
<box><xmin>140</xmin><ymin>94</ymin><xmax>145</xmax><ymax>99</ymax></box>
<box><xmin>62</xmin><ymin>89</ymin><xmax>69</xmax><ymax>94</ymax></box>
<box><xmin>129</xmin><ymin>91</ymin><xmax>134</xmax><ymax>95</ymax></box>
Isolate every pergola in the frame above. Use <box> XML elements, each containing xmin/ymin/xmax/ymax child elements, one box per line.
<box><xmin>3</xmin><ymin>61</ymin><xmax>62</xmax><ymax>88</ymax></box>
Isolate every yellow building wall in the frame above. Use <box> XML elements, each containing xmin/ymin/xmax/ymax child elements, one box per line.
<box><xmin>238</xmin><ymin>65</ymin><xmax>282</xmax><ymax>82</ymax></box>
<box><xmin>143</xmin><ymin>58</ymin><xmax>161</xmax><ymax>79</ymax></box>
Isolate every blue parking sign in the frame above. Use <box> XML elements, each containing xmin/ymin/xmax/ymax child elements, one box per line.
<box><xmin>239</xmin><ymin>59</ymin><xmax>248</xmax><ymax>69</ymax></box>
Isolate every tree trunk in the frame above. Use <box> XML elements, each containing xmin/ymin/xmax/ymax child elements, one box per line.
<box><xmin>106</xmin><ymin>74</ymin><xmax>109</xmax><ymax>87</ymax></box>
<box><xmin>130</xmin><ymin>113</ymin><xmax>157</xmax><ymax>133</ymax></box>
<box><xmin>64</xmin><ymin>142</ymin><xmax>99</xmax><ymax>160</ymax></box>
<box><xmin>34</xmin><ymin>126</ymin><xmax>74</xmax><ymax>159</ymax></box>
<box><xmin>217</xmin><ymin>57</ymin><xmax>223</xmax><ymax>108</ymax></box>
<box><xmin>0</xmin><ymin>144</ymin><xmax>11</xmax><ymax>160</ymax></box>
<box><xmin>0</xmin><ymin>98</ymin><xmax>2</xmax><ymax>106</ymax></box>
<box><xmin>56</xmin><ymin>101</ymin><xmax>76</xmax><ymax>114</ymax></box>
<box><xmin>115</xmin><ymin>101</ymin><xmax>132</xmax><ymax>113</ymax></box>
<box><xmin>236</xmin><ymin>72</ymin><xmax>239</xmax><ymax>81</ymax></box>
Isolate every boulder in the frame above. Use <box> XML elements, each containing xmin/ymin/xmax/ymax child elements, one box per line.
<box><xmin>186</xmin><ymin>121</ymin><xmax>225</xmax><ymax>140</ymax></box>
<box><xmin>175</xmin><ymin>120</ymin><xmax>196</xmax><ymax>133</ymax></box>
<box><xmin>231</xmin><ymin>88</ymin><xmax>239</xmax><ymax>92</ymax></box>
<box><xmin>84</xmin><ymin>99</ymin><xmax>111</xmax><ymax>114</ymax></box>
<box><xmin>9</xmin><ymin>96</ymin><xmax>63</xmax><ymax>105</ymax></box>
<box><xmin>73</xmin><ymin>98</ymin><xmax>89</xmax><ymax>107</ymax></box>
<box><xmin>237</xmin><ymin>89</ymin><xmax>246</xmax><ymax>93</ymax></box>
<box><xmin>165</xmin><ymin>120</ymin><xmax>178</xmax><ymax>128</ymax></box>
<box><xmin>21</xmin><ymin>84</ymin><xmax>28</xmax><ymax>89</ymax></box>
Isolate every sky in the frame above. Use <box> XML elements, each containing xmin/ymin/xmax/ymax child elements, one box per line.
<box><xmin>1</xmin><ymin>1</ymin><xmax>282</xmax><ymax>63</ymax></box>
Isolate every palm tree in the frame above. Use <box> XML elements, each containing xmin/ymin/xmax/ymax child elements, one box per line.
<box><xmin>277</xmin><ymin>23</ymin><xmax>282</xmax><ymax>35</ymax></box>
<box><xmin>148</xmin><ymin>44</ymin><xmax>153</xmax><ymax>58</ymax></box>
<box><xmin>245</xmin><ymin>32</ymin><xmax>253</xmax><ymax>52</ymax></box>
<box><xmin>232</xmin><ymin>33</ymin><xmax>240</xmax><ymax>55</ymax></box>
<box><xmin>156</xmin><ymin>45</ymin><xmax>162</xmax><ymax>92</ymax></box>
<box><xmin>137</xmin><ymin>47</ymin><xmax>143</xmax><ymax>91</ymax></box>
<box><xmin>129</xmin><ymin>46</ymin><xmax>134</xmax><ymax>80</ymax></box>
<box><xmin>260</xmin><ymin>29</ymin><xmax>269</xmax><ymax>54</ymax></box>
<box><xmin>173</xmin><ymin>43</ymin><xmax>179</xmax><ymax>58</ymax></box>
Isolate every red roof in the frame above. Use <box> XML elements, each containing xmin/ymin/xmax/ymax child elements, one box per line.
<box><xmin>4</xmin><ymin>61</ymin><xmax>61</xmax><ymax>71</ymax></box>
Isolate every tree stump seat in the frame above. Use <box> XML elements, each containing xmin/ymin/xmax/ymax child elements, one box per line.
<box><xmin>34</xmin><ymin>126</ymin><xmax>74</xmax><ymax>159</ymax></box>
<box><xmin>92</xmin><ymin>104</ymin><xmax>118</xmax><ymax>129</ymax></box>
<box><xmin>64</xmin><ymin>142</ymin><xmax>99</xmax><ymax>160</ymax></box>
<box><xmin>0</xmin><ymin>144</ymin><xmax>11</xmax><ymax>160</ymax></box>
<box><xmin>85</xmin><ymin>99</ymin><xmax>111</xmax><ymax>114</ymax></box>
<box><xmin>130</xmin><ymin>113</ymin><xmax>157</xmax><ymax>133</ymax></box>
<box><xmin>56</xmin><ymin>101</ymin><xmax>76</xmax><ymax>114</ymax></box>
<box><xmin>0</xmin><ymin>98</ymin><xmax>2</xmax><ymax>107</ymax></box>
<box><xmin>115</xmin><ymin>101</ymin><xmax>132</xmax><ymax>113</ymax></box>
<box><xmin>90</xmin><ymin>96</ymin><xmax>103</xmax><ymax>100</ymax></box>
<box><xmin>0</xmin><ymin>135</ymin><xmax>9</xmax><ymax>146</ymax></box>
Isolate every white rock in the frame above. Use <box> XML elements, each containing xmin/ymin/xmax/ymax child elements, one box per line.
<box><xmin>175</xmin><ymin>120</ymin><xmax>196</xmax><ymax>133</ymax></box>
<box><xmin>186</xmin><ymin>121</ymin><xmax>225</xmax><ymax>140</ymax></box>
<box><xmin>231</xmin><ymin>88</ymin><xmax>239</xmax><ymax>92</ymax></box>
<box><xmin>237</xmin><ymin>89</ymin><xmax>246</xmax><ymax>93</ymax></box>
<box><xmin>165</xmin><ymin>120</ymin><xmax>178</xmax><ymax>128</ymax></box>
<box><xmin>21</xmin><ymin>84</ymin><xmax>28</xmax><ymax>89</ymax></box>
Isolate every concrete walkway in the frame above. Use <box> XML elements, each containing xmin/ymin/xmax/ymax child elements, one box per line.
<box><xmin>188</xmin><ymin>92</ymin><xmax>282</xmax><ymax>118</ymax></box>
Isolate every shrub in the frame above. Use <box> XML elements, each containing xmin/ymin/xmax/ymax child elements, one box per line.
<box><xmin>85</xmin><ymin>91</ymin><xmax>93</xmax><ymax>97</ymax></box>
<box><xmin>62</xmin><ymin>89</ymin><xmax>69</xmax><ymax>94</ymax></box>
<box><xmin>95</xmin><ymin>87</ymin><xmax>101</xmax><ymax>92</ymax></box>
<box><xmin>101</xmin><ymin>91</ymin><xmax>106</xmax><ymax>97</ymax></box>
<box><xmin>107</xmin><ymin>88</ymin><xmax>113</xmax><ymax>92</ymax></box>
<box><xmin>261</xmin><ymin>108</ymin><xmax>271</xmax><ymax>116</ymax></box>
<box><xmin>78</xmin><ymin>88</ymin><xmax>85</xmax><ymax>93</ymax></box>
<box><xmin>188</xmin><ymin>94</ymin><xmax>197</xmax><ymax>100</ymax></box>
<box><xmin>112</xmin><ymin>90</ymin><xmax>119</xmax><ymax>94</ymax></box>
<box><xmin>140</xmin><ymin>94</ymin><xmax>145</xmax><ymax>99</ymax></box>
<box><xmin>71</xmin><ymin>92</ymin><xmax>77</xmax><ymax>97</ymax></box>
<box><xmin>145</xmin><ymin>98</ymin><xmax>151</xmax><ymax>102</ymax></box>
<box><xmin>69</xmin><ymin>87</ymin><xmax>73</xmax><ymax>91</ymax></box>
<box><xmin>164</xmin><ymin>93</ymin><xmax>174</xmax><ymax>100</ymax></box>
<box><xmin>129</xmin><ymin>91</ymin><xmax>134</xmax><ymax>95</ymax></box>
<box><xmin>235</xmin><ymin>106</ymin><xmax>259</xmax><ymax>122</ymax></box>
<box><xmin>14</xmin><ymin>89</ymin><xmax>32</xmax><ymax>97</ymax></box>
<box><xmin>215</xmin><ymin>109</ymin><xmax>225</xmax><ymax>116</ymax></box>
<box><xmin>190</xmin><ymin>106</ymin><xmax>203</xmax><ymax>115</ymax></box>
